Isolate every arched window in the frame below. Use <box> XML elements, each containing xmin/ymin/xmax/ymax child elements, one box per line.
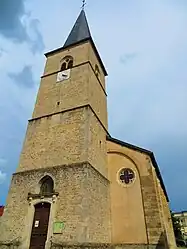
<box><xmin>40</xmin><ymin>176</ymin><xmax>54</xmax><ymax>195</ymax></box>
<box><xmin>119</xmin><ymin>168</ymin><xmax>135</xmax><ymax>185</ymax></box>
<box><xmin>60</xmin><ymin>56</ymin><xmax>73</xmax><ymax>71</ymax></box>
<box><xmin>95</xmin><ymin>64</ymin><xmax>100</xmax><ymax>78</ymax></box>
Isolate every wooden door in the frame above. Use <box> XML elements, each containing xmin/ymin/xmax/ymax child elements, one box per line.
<box><xmin>29</xmin><ymin>202</ymin><xmax>51</xmax><ymax>249</ymax></box>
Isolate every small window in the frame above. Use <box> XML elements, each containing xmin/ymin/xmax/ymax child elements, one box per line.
<box><xmin>60</xmin><ymin>56</ymin><xmax>73</xmax><ymax>71</ymax></box>
<box><xmin>40</xmin><ymin>176</ymin><xmax>54</xmax><ymax>195</ymax></box>
<box><xmin>99</xmin><ymin>141</ymin><xmax>102</xmax><ymax>146</ymax></box>
<box><xmin>95</xmin><ymin>65</ymin><xmax>100</xmax><ymax>77</ymax></box>
<box><xmin>119</xmin><ymin>168</ymin><xmax>135</xmax><ymax>185</ymax></box>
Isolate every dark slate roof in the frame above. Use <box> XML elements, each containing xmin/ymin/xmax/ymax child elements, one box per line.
<box><xmin>107</xmin><ymin>135</ymin><xmax>169</xmax><ymax>202</ymax></box>
<box><xmin>63</xmin><ymin>10</ymin><xmax>91</xmax><ymax>48</ymax></box>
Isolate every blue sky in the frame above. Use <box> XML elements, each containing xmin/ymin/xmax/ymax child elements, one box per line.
<box><xmin>0</xmin><ymin>0</ymin><xmax>187</xmax><ymax>212</ymax></box>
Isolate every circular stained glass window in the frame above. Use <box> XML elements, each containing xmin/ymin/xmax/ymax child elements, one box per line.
<box><xmin>119</xmin><ymin>168</ymin><xmax>135</xmax><ymax>184</ymax></box>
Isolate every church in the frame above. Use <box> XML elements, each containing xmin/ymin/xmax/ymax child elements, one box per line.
<box><xmin>0</xmin><ymin>9</ymin><xmax>176</xmax><ymax>249</ymax></box>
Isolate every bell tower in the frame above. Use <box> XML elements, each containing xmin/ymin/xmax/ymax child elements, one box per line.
<box><xmin>0</xmin><ymin>10</ymin><xmax>111</xmax><ymax>248</ymax></box>
<box><xmin>17</xmin><ymin>9</ymin><xmax>108</xmax><ymax>178</ymax></box>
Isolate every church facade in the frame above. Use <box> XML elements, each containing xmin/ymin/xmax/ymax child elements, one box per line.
<box><xmin>0</xmin><ymin>10</ymin><xmax>176</xmax><ymax>249</ymax></box>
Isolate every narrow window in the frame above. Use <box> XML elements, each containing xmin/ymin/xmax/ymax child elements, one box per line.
<box><xmin>40</xmin><ymin>176</ymin><xmax>54</xmax><ymax>195</ymax></box>
<box><xmin>95</xmin><ymin>64</ymin><xmax>100</xmax><ymax>77</ymax></box>
<box><xmin>61</xmin><ymin>56</ymin><xmax>73</xmax><ymax>71</ymax></box>
<box><xmin>119</xmin><ymin>168</ymin><xmax>135</xmax><ymax>185</ymax></box>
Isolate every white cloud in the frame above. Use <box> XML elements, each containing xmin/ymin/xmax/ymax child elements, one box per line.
<box><xmin>0</xmin><ymin>171</ymin><xmax>6</xmax><ymax>184</ymax></box>
<box><xmin>0</xmin><ymin>159</ymin><xmax>7</xmax><ymax>167</ymax></box>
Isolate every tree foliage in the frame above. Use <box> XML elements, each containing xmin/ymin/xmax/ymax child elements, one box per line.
<box><xmin>171</xmin><ymin>212</ymin><xmax>183</xmax><ymax>240</ymax></box>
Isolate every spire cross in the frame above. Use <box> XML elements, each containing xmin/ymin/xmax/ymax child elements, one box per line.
<box><xmin>81</xmin><ymin>0</ymin><xmax>86</xmax><ymax>10</ymax></box>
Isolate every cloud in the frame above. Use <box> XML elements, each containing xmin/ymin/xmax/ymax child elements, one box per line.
<box><xmin>0</xmin><ymin>0</ymin><xmax>45</xmax><ymax>54</ymax></box>
<box><xmin>120</xmin><ymin>53</ymin><xmax>138</xmax><ymax>64</ymax></box>
<box><xmin>8</xmin><ymin>66</ymin><xmax>35</xmax><ymax>89</ymax></box>
<box><xmin>0</xmin><ymin>0</ymin><xmax>27</xmax><ymax>42</ymax></box>
<box><xmin>0</xmin><ymin>48</ymin><xmax>7</xmax><ymax>57</ymax></box>
<box><xmin>0</xmin><ymin>158</ymin><xmax>7</xmax><ymax>167</ymax></box>
<box><xmin>0</xmin><ymin>171</ymin><xmax>6</xmax><ymax>184</ymax></box>
<box><xmin>151</xmin><ymin>135</ymin><xmax>187</xmax><ymax>212</ymax></box>
<box><xmin>28</xmin><ymin>19</ymin><xmax>45</xmax><ymax>54</ymax></box>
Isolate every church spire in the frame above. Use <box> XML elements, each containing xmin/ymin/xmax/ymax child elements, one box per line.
<box><xmin>63</xmin><ymin>9</ymin><xmax>92</xmax><ymax>49</ymax></box>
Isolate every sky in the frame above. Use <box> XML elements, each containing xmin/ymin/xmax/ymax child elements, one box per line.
<box><xmin>0</xmin><ymin>0</ymin><xmax>187</xmax><ymax>212</ymax></box>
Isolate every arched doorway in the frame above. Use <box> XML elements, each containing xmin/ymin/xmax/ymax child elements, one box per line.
<box><xmin>29</xmin><ymin>202</ymin><xmax>51</xmax><ymax>249</ymax></box>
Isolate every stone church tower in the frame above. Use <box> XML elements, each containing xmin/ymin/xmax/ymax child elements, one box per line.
<box><xmin>0</xmin><ymin>10</ymin><xmax>176</xmax><ymax>249</ymax></box>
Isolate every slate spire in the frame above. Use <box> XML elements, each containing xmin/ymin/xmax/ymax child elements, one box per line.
<box><xmin>63</xmin><ymin>10</ymin><xmax>92</xmax><ymax>48</ymax></box>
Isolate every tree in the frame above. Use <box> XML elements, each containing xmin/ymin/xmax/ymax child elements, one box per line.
<box><xmin>171</xmin><ymin>212</ymin><xmax>183</xmax><ymax>239</ymax></box>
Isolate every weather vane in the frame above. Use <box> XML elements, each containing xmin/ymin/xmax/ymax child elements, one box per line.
<box><xmin>81</xmin><ymin>0</ymin><xmax>86</xmax><ymax>10</ymax></box>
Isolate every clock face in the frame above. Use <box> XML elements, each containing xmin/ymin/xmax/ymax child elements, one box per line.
<box><xmin>56</xmin><ymin>69</ymin><xmax>70</xmax><ymax>83</ymax></box>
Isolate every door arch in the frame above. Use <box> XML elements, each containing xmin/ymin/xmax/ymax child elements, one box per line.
<box><xmin>29</xmin><ymin>202</ymin><xmax>51</xmax><ymax>249</ymax></box>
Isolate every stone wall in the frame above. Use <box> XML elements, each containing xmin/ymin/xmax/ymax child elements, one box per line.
<box><xmin>107</xmin><ymin>140</ymin><xmax>167</xmax><ymax>246</ymax></box>
<box><xmin>0</xmin><ymin>243</ymin><xmax>167</xmax><ymax>249</ymax></box>
<box><xmin>33</xmin><ymin>41</ymin><xmax>107</xmax><ymax>130</ymax></box>
<box><xmin>158</xmin><ymin>183</ymin><xmax>176</xmax><ymax>249</ymax></box>
<box><xmin>33</xmin><ymin>63</ymin><xmax>90</xmax><ymax>119</ymax></box>
<box><xmin>0</xmin><ymin>163</ymin><xmax>110</xmax><ymax>247</ymax></box>
<box><xmin>44</xmin><ymin>42</ymin><xmax>106</xmax><ymax>84</ymax></box>
<box><xmin>52</xmin><ymin>163</ymin><xmax>110</xmax><ymax>244</ymax></box>
<box><xmin>49</xmin><ymin>242</ymin><xmax>166</xmax><ymax>249</ymax></box>
<box><xmin>87</xmin><ymin>108</ymin><xmax>108</xmax><ymax>178</ymax></box>
<box><xmin>141</xmin><ymin>168</ymin><xmax>165</xmax><ymax>246</ymax></box>
<box><xmin>17</xmin><ymin>106</ymin><xmax>108</xmax><ymax>178</ymax></box>
<box><xmin>44</xmin><ymin>43</ymin><xmax>89</xmax><ymax>76</ymax></box>
<box><xmin>0</xmin><ymin>240</ymin><xmax>20</xmax><ymax>249</ymax></box>
<box><xmin>107</xmin><ymin>151</ymin><xmax>147</xmax><ymax>244</ymax></box>
<box><xmin>88</xmin><ymin>65</ymin><xmax>108</xmax><ymax>130</ymax></box>
<box><xmin>34</xmin><ymin>62</ymin><xmax>107</xmax><ymax>131</ymax></box>
<box><xmin>17</xmin><ymin>107</ymin><xmax>87</xmax><ymax>172</ymax></box>
<box><xmin>88</xmin><ymin>43</ymin><xmax>106</xmax><ymax>89</ymax></box>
